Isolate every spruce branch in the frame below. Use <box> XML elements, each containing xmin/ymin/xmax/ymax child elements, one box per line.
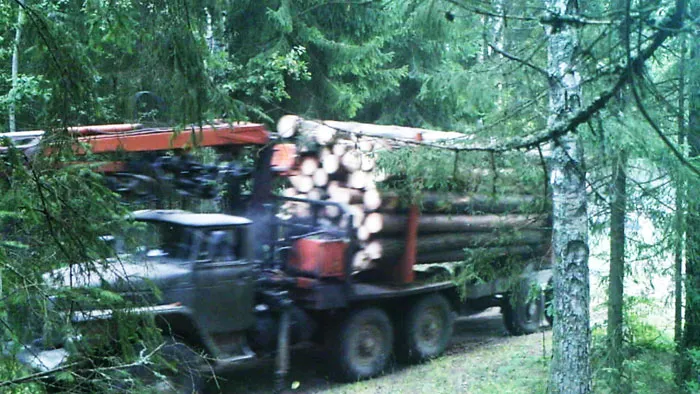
<box><xmin>630</xmin><ymin>78</ymin><xmax>700</xmax><ymax>177</ymax></box>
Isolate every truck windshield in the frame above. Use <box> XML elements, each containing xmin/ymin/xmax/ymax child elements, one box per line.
<box><xmin>124</xmin><ymin>222</ymin><xmax>244</xmax><ymax>262</ymax></box>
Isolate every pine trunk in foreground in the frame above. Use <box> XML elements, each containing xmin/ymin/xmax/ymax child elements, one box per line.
<box><xmin>545</xmin><ymin>0</ymin><xmax>591</xmax><ymax>392</ymax></box>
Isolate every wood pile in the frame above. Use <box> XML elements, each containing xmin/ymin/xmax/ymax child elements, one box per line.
<box><xmin>276</xmin><ymin>116</ymin><xmax>551</xmax><ymax>273</ymax></box>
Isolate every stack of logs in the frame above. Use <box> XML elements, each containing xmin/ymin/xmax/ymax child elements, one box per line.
<box><xmin>276</xmin><ymin>116</ymin><xmax>551</xmax><ymax>273</ymax></box>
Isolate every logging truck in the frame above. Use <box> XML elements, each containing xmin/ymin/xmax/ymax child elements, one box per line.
<box><xmin>7</xmin><ymin>120</ymin><xmax>553</xmax><ymax>392</ymax></box>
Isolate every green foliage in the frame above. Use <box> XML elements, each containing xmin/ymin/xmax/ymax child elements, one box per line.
<box><xmin>0</xmin><ymin>139</ymin><xmax>169</xmax><ymax>391</ymax></box>
<box><xmin>591</xmin><ymin>294</ymin><xmax>678</xmax><ymax>394</ymax></box>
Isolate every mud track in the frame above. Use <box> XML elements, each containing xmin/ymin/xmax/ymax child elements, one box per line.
<box><xmin>203</xmin><ymin>307</ymin><xmax>533</xmax><ymax>393</ymax></box>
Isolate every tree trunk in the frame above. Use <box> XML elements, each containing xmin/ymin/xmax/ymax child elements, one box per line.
<box><xmin>9</xmin><ymin>1</ymin><xmax>25</xmax><ymax>133</ymax></box>
<box><xmin>544</xmin><ymin>0</ymin><xmax>591</xmax><ymax>392</ymax></box>
<box><xmin>607</xmin><ymin>0</ymin><xmax>629</xmax><ymax>388</ymax></box>
<box><xmin>608</xmin><ymin>151</ymin><xmax>627</xmax><ymax>385</ymax></box>
<box><xmin>683</xmin><ymin>1</ymin><xmax>700</xmax><ymax>380</ymax></box>
<box><xmin>674</xmin><ymin>26</ymin><xmax>686</xmax><ymax>384</ymax></box>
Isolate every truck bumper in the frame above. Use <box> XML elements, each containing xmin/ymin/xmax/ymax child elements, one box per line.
<box><xmin>15</xmin><ymin>344</ymin><xmax>70</xmax><ymax>373</ymax></box>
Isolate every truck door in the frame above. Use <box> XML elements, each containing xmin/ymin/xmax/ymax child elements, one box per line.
<box><xmin>192</xmin><ymin>227</ymin><xmax>255</xmax><ymax>333</ymax></box>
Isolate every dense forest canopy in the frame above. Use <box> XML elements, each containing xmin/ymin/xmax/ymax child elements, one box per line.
<box><xmin>0</xmin><ymin>0</ymin><xmax>698</xmax><ymax>393</ymax></box>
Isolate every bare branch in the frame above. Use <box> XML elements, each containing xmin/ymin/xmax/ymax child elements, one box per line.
<box><xmin>487</xmin><ymin>43</ymin><xmax>550</xmax><ymax>77</ymax></box>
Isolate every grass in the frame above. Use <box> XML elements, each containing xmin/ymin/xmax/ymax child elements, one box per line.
<box><xmin>324</xmin><ymin>332</ymin><xmax>551</xmax><ymax>394</ymax></box>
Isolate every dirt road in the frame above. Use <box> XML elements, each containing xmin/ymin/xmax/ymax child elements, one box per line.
<box><xmin>205</xmin><ymin>307</ymin><xmax>540</xmax><ymax>393</ymax></box>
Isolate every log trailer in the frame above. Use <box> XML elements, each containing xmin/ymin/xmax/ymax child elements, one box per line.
<box><xmin>4</xmin><ymin>122</ymin><xmax>552</xmax><ymax>392</ymax></box>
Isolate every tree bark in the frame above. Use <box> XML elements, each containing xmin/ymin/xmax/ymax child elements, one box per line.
<box><xmin>368</xmin><ymin>229</ymin><xmax>549</xmax><ymax>262</ymax></box>
<box><xmin>370</xmin><ymin>192</ymin><xmax>542</xmax><ymax>214</ymax></box>
<box><xmin>9</xmin><ymin>1</ymin><xmax>25</xmax><ymax>133</ymax></box>
<box><xmin>415</xmin><ymin>244</ymin><xmax>549</xmax><ymax>265</ymax></box>
<box><xmin>674</xmin><ymin>24</ymin><xmax>686</xmax><ymax>384</ymax></box>
<box><xmin>544</xmin><ymin>0</ymin><xmax>591</xmax><ymax>392</ymax></box>
<box><xmin>607</xmin><ymin>0</ymin><xmax>630</xmax><ymax>388</ymax></box>
<box><xmin>608</xmin><ymin>151</ymin><xmax>627</xmax><ymax>385</ymax></box>
<box><xmin>683</xmin><ymin>1</ymin><xmax>700</xmax><ymax>380</ymax></box>
<box><xmin>364</xmin><ymin>213</ymin><xmax>548</xmax><ymax>235</ymax></box>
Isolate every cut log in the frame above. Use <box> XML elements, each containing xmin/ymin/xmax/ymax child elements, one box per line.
<box><xmin>360</xmin><ymin>154</ymin><xmax>376</xmax><ymax>172</ymax></box>
<box><xmin>326</xmin><ymin>181</ymin><xmax>341</xmax><ymax>196</ymax></box>
<box><xmin>363</xmin><ymin>212</ymin><xmax>383</xmax><ymax>234</ymax></box>
<box><xmin>276</xmin><ymin>115</ymin><xmax>300</xmax><ymax>138</ymax></box>
<box><xmin>321</xmin><ymin>154</ymin><xmax>341</xmax><ymax>174</ymax></box>
<box><xmin>375</xmin><ymin>193</ymin><xmax>543</xmax><ymax>214</ymax></box>
<box><xmin>352</xmin><ymin>251</ymin><xmax>373</xmax><ymax>271</ymax></box>
<box><xmin>363</xmin><ymin>189</ymin><xmax>383</xmax><ymax>211</ymax></box>
<box><xmin>289</xmin><ymin>175</ymin><xmax>314</xmax><ymax>193</ymax></box>
<box><xmin>300</xmin><ymin>156</ymin><xmax>319</xmax><ymax>176</ymax></box>
<box><xmin>341</xmin><ymin>150</ymin><xmax>363</xmax><ymax>172</ymax></box>
<box><xmin>332</xmin><ymin>143</ymin><xmax>349</xmax><ymax>156</ymax></box>
<box><xmin>321</xmin><ymin>120</ymin><xmax>471</xmax><ymax>143</ymax></box>
<box><xmin>347</xmin><ymin>171</ymin><xmax>370</xmax><ymax>189</ymax></box>
<box><xmin>366</xmin><ymin>213</ymin><xmax>549</xmax><ymax>235</ymax></box>
<box><xmin>307</xmin><ymin>188</ymin><xmax>327</xmax><ymax>201</ymax></box>
<box><xmin>324</xmin><ymin>205</ymin><xmax>341</xmax><ymax>218</ymax></box>
<box><xmin>281</xmin><ymin>188</ymin><xmax>297</xmax><ymax>198</ymax></box>
<box><xmin>319</xmin><ymin>147</ymin><xmax>333</xmax><ymax>160</ymax></box>
<box><xmin>364</xmin><ymin>241</ymin><xmax>383</xmax><ymax>260</ymax></box>
<box><xmin>312</xmin><ymin>168</ymin><xmax>329</xmax><ymax>187</ymax></box>
<box><xmin>358</xmin><ymin>140</ymin><xmax>374</xmax><ymax>152</ymax></box>
<box><xmin>367</xmin><ymin>229</ymin><xmax>549</xmax><ymax>261</ymax></box>
<box><xmin>298</xmin><ymin>120</ymin><xmax>336</xmax><ymax>145</ymax></box>
<box><xmin>415</xmin><ymin>244</ymin><xmax>549</xmax><ymax>265</ymax></box>
<box><xmin>328</xmin><ymin>187</ymin><xmax>364</xmax><ymax>204</ymax></box>
<box><xmin>357</xmin><ymin>225</ymin><xmax>371</xmax><ymax>242</ymax></box>
<box><xmin>349</xmin><ymin>205</ymin><xmax>365</xmax><ymax>228</ymax></box>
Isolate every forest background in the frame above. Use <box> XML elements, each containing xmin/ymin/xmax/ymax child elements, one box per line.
<box><xmin>0</xmin><ymin>0</ymin><xmax>698</xmax><ymax>393</ymax></box>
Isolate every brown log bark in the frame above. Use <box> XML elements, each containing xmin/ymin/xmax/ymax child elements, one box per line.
<box><xmin>367</xmin><ymin>229</ymin><xmax>549</xmax><ymax>261</ymax></box>
<box><xmin>320</xmin><ymin>119</ymin><xmax>470</xmax><ymax>142</ymax></box>
<box><xmin>366</xmin><ymin>213</ymin><xmax>549</xmax><ymax>234</ymax></box>
<box><xmin>371</xmin><ymin>192</ymin><xmax>543</xmax><ymax>214</ymax></box>
<box><xmin>414</xmin><ymin>244</ymin><xmax>549</xmax><ymax>265</ymax></box>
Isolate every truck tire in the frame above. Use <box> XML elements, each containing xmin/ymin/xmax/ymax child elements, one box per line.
<box><xmin>328</xmin><ymin>307</ymin><xmax>394</xmax><ymax>382</ymax></box>
<box><xmin>137</xmin><ymin>337</ymin><xmax>204</xmax><ymax>393</ymax></box>
<box><xmin>396</xmin><ymin>294</ymin><xmax>454</xmax><ymax>363</ymax></box>
<box><xmin>503</xmin><ymin>281</ymin><xmax>544</xmax><ymax>336</ymax></box>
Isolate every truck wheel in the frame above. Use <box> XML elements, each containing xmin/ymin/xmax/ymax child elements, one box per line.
<box><xmin>396</xmin><ymin>294</ymin><xmax>454</xmax><ymax>363</ymax></box>
<box><xmin>503</xmin><ymin>281</ymin><xmax>544</xmax><ymax>336</ymax></box>
<box><xmin>329</xmin><ymin>308</ymin><xmax>393</xmax><ymax>382</ymax></box>
<box><xmin>137</xmin><ymin>337</ymin><xmax>204</xmax><ymax>393</ymax></box>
